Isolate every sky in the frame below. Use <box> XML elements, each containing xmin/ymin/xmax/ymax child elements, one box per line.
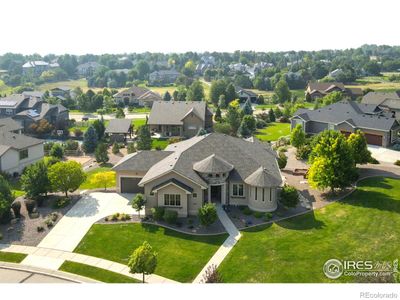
<box><xmin>1</xmin><ymin>0</ymin><xmax>399</xmax><ymax>55</ymax></box>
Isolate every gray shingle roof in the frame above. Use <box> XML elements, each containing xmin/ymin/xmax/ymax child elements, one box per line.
<box><xmin>361</xmin><ymin>91</ymin><xmax>400</xmax><ymax>109</ymax></box>
<box><xmin>0</xmin><ymin>130</ymin><xmax>43</xmax><ymax>155</ymax></box>
<box><xmin>193</xmin><ymin>154</ymin><xmax>234</xmax><ymax>173</ymax></box>
<box><xmin>0</xmin><ymin>94</ymin><xmax>28</xmax><ymax>108</ymax></box>
<box><xmin>147</xmin><ymin>101</ymin><xmax>210</xmax><ymax>125</ymax></box>
<box><xmin>139</xmin><ymin>133</ymin><xmax>282</xmax><ymax>188</ymax></box>
<box><xmin>105</xmin><ymin>119</ymin><xmax>132</xmax><ymax>134</ymax></box>
<box><xmin>151</xmin><ymin>178</ymin><xmax>193</xmax><ymax>193</ymax></box>
<box><xmin>0</xmin><ymin>118</ymin><xmax>23</xmax><ymax>132</ymax></box>
<box><xmin>112</xmin><ymin>150</ymin><xmax>173</xmax><ymax>172</ymax></box>
<box><xmin>244</xmin><ymin>166</ymin><xmax>282</xmax><ymax>187</ymax></box>
<box><xmin>293</xmin><ymin>101</ymin><xmax>399</xmax><ymax>131</ymax></box>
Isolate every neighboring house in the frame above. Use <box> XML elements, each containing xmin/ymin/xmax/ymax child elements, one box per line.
<box><xmin>113</xmin><ymin>85</ymin><xmax>162</xmax><ymax>107</ymax></box>
<box><xmin>361</xmin><ymin>91</ymin><xmax>400</xmax><ymax>120</ymax></box>
<box><xmin>305</xmin><ymin>82</ymin><xmax>363</xmax><ymax>100</ymax></box>
<box><xmin>328</xmin><ymin>68</ymin><xmax>343</xmax><ymax>79</ymax></box>
<box><xmin>196</xmin><ymin>56</ymin><xmax>216</xmax><ymax>74</ymax></box>
<box><xmin>105</xmin><ymin>119</ymin><xmax>133</xmax><ymax>142</ymax></box>
<box><xmin>22</xmin><ymin>91</ymin><xmax>44</xmax><ymax>100</ymax></box>
<box><xmin>235</xmin><ymin>86</ymin><xmax>258</xmax><ymax>103</ymax></box>
<box><xmin>0</xmin><ymin>118</ymin><xmax>23</xmax><ymax>134</ymax></box>
<box><xmin>148</xmin><ymin>101</ymin><xmax>213</xmax><ymax>138</ymax></box>
<box><xmin>50</xmin><ymin>87</ymin><xmax>71</xmax><ymax>98</ymax></box>
<box><xmin>0</xmin><ymin>94</ymin><xmax>69</xmax><ymax>131</ymax></box>
<box><xmin>22</xmin><ymin>61</ymin><xmax>59</xmax><ymax>76</ymax></box>
<box><xmin>148</xmin><ymin>70</ymin><xmax>180</xmax><ymax>85</ymax></box>
<box><xmin>291</xmin><ymin>100</ymin><xmax>400</xmax><ymax>147</ymax></box>
<box><xmin>0</xmin><ymin>130</ymin><xmax>44</xmax><ymax>174</ymax></box>
<box><xmin>13</xmin><ymin>102</ymin><xmax>69</xmax><ymax>131</ymax></box>
<box><xmin>76</xmin><ymin>62</ymin><xmax>102</xmax><ymax>77</ymax></box>
<box><xmin>113</xmin><ymin>133</ymin><xmax>283</xmax><ymax>216</ymax></box>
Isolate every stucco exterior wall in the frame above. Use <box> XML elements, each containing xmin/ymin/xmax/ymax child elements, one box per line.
<box><xmin>248</xmin><ymin>186</ymin><xmax>277</xmax><ymax>212</ymax></box>
<box><xmin>143</xmin><ymin>171</ymin><xmax>205</xmax><ymax>216</ymax></box>
<box><xmin>0</xmin><ymin>143</ymin><xmax>44</xmax><ymax>174</ymax></box>
<box><xmin>156</xmin><ymin>184</ymin><xmax>189</xmax><ymax>217</ymax></box>
<box><xmin>182</xmin><ymin>113</ymin><xmax>204</xmax><ymax>138</ymax></box>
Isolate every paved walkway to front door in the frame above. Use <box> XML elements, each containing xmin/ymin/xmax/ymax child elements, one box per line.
<box><xmin>192</xmin><ymin>204</ymin><xmax>241</xmax><ymax>283</ymax></box>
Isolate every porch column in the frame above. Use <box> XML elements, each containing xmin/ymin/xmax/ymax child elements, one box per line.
<box><xmin>208</xmin><ymin>186</ymin><xmax>211</xmax><ymax>203</ymax></box>
<box><xmin>221</xmin><ymin>183</ymin><xmax>226</xmax><ymax>205</ymax></box>
<box><xmin>179</xmin><ymin>126</ymin><xmax>183</xmax><ymax>137</ymax></box>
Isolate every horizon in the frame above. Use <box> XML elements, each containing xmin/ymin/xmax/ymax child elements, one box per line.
<box><xmin>1</xmin><ymin>0</ymin><xmax>399</xmax><ymax>55</ymax></box>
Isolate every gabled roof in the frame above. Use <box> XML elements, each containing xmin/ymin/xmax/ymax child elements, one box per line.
<box><xmin>105</xmin><ymin>119</ymin><xmax>132</xmax><ymax>134</ymax></box>
<box><xmin>148</xmin><ymin>101</ymin><xmax>211</xmax><ymax>125</ymax></box>
<box><xmin>193</xmin><ymin>154</ymin><xmax>234</xmax><ymax>173</ymax></box>
<box><xmin>0</xmin><ymin>130</ymin><xmax>43</xmax><ymax>155</ymax></box>
<box><xmin>14</xmin><ymin>102</ymin><xmax>66</xmax><ymax>121</ymax></box>
<box><xmin>235</xmin><ymin>86</ymin><xmax>257</xmax><ymax>97</ymax></box>
<box><xmin>308</xmin><ymin>82</ymin><xmax>345</xmax><ymax>93</ymax></box>
<box><xmin>151</xmin><ymin>178</ymin><xmax>193</xmax><ymax>193</ymax></box>
<box><xmin>0</xmin><ymin>94</ymin><xmax>28</xmax><ymax>108</ymax></box>
<box><xmin>292</xmin><ymin>101</ymin><xmax>399</xmax><ymax>132</ymax></box>
<box><xmin>22</xmin><ymin>91</ymin><xmax>44</xmax><ymax>99</ymax></box>
<box><xmin>139</xmin><ymin>133</ymin><xmax>282</xmax><ymax>188</ymax></box>
<box><xmin>22</xmin><ymin>61</ymin><xmax>48</xmax><ymax>68</ymax></box>
<box><xmin>0</xmin><ymin>118</ymin><xmax>23</xmax><ymax>132</ymax></box>
<box><xmin>112</xmin><ymin>150</ymin><xmax>173</xmax><ymax>172</ymax></box>
<box><xmin>113</xmin><ymin>85</ymin><xmax>152</xmax><ymax>98</ymax></box>
<box><xmin>361</xmin><ymin>91</ymin><xmax>400</xmax><ymax>108</ymax></box>
<box><xmin>244</xmin><ymin>166</ymin><xmax>282</xmax><ymax>187</ymax></box>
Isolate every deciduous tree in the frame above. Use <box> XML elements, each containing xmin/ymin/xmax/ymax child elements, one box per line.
<box><xmin>128</xmin><ymin>241</ymin><xmax>157</xmax><ymax>283</ymax></box>
<box><xmin>48</xmin><ymin>161</ymin><xmax>86</xmax><ymax>197</ymax></box>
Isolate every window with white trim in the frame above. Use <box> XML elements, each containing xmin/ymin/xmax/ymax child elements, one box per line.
<box><xmin>328</xmin><ymin>123</ymin><xmax>335</xmax><ymax>130</ymax></box>
<box><xmin>232</xmin><ymin>184</ymin><xmax>244</xmax><ymax>197</ymax></box>
<box><xmin>164</xmin><ymin>194</ymin><xmax>181</xmax><ymax>206</ymax></box>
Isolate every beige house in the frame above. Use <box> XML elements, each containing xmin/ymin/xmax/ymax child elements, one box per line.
<box><xmin>113</xmin><ymin>85</ymin><xmax>162</xmax><ymax>107</ymax></box>
<box><xmin>113</xmin><ymin>133</ymin><xmax>283</xmax><ymax>217</ymax></box>
<box><xmin>148</xmin><ymin>101</ymin><xmax>213</xmax><ymax>138</ymax></box>
<box><xmin>361</xmin><ymin>91</ymin><xmax>400</xmax><ymax>121</ymax></box>
<box><xmin>0</xmin><ymin>130</ymin><xmax>44</xmax><ymax>175</ymax></box>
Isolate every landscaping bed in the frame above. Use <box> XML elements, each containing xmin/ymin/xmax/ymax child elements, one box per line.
<box><xmin>59</xmin><ymin>261</ymin><xmax>140</xmax><ymax>283</ymax></box>
<box><xmin>219</xmin><ymin>177</ymin><xmax>400</xmax><ymax>283</ymax></box>
<box><xmin>0</xmin><ymin>194</ymin><xmax>80</xmax><ymax>246</ymax></box>
<box><xmin>74</xmin><ymin>223</ymin><xmax>228</xmax><ymax>282</ymax></box>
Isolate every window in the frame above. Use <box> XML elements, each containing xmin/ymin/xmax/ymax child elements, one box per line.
<box><xmin>192</xmin><ymin>193</ymin><xmax>197</xmax><ymax>198</ymax></box>
<box><xmin>328</xmin><ymin>123</ymin><xmax>335</xmax><ymax>130</ymax></box>
<box><xmin>208</xmin><ymin>174</ymin><xmax>213</xmax><ymax>178</ymax></box>
<box><xmin>5</xmin><ymin>108</ymin><xmax>13</xmax><ymax>115</ymax></box>
<box><xmin>255</xmin><ymin>187</ymin><xmax>258</xmax><ymax>200</ymax></box>
<box><xmin>216</xmin><ymin>174</ymin><xmax>220</xmax><ymax>178</ymax></box>
<box><xmin>164</xmin><ymin>194</ymin><xmax>181</xmax><ymax>206</ymax></box>
<box><xmin>270</xmin><ymin>189</ymin><xmax>273</xmax><ymax>202</ymax></box>
<box><xmin>19</xmin><ymin>149</ymin><xmax>28</xmax><ymax>160</ymax></box>
<box><xmin>232</xmin><ymin>184</ymin><xmax>244</xmax><ymax>197</ymax></box>
<box><xmin>262</xmin><ymin>188</ymin><xmax>265</xmax><ymax>202</ymax></box>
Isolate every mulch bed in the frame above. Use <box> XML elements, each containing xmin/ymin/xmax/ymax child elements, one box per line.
<box><xmin>0</xmin><ymin>193</ymin><xmax>81</xmax><ymax>246</ymax></box>
<box><xmin>96</xmin><ymin>214</ymin><xmax>227</xmax><ymax>235</ymax></box>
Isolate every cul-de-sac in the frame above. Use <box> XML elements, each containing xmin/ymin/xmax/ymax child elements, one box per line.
<box><xmin>0</xmin><ymin>47</ymin><xmax>399</xmax><ymax>283</ymax></box>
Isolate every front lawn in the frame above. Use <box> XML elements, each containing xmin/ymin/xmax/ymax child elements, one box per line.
<box><xmin>219</xmin><ymin>177</ymin><xmax>400</xmax><ymax>283</ymax></box>
<box><xmin>132</xmin><ymin>118</ymin><xmax>146</xmax><ymax>129</ymax></box>
<box><xmin>74</xmin><ymin>223</ymin><xmax>227</xmax><ymax>282</ymax></box>
<box><xmin>80</xmin><ymin>167</ymin><xmax>115</xmax><ymax>190</ymax></box>
<box><xmin>255</xmin><ymin>122</ymin><xmax>290</xmax><ymax>141</ymax></box>
<box><xmin>59</xmin><ymin>261</ymin><xmax>140</xmax><ymax>283</ymax></box>
<box><xmin>152</xmin><ymin>138</ymin><xmax>169</xmax><ymax>150</ymax></box>
<box><xmin>0</xmin><ymin>251</ymin><xmax>27</xmax><ymax>263</ymax></box>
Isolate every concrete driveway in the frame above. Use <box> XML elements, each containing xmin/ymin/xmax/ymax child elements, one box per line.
<box><xmin>368</xmin><ymin>145</ymin><xmax>400</xmax><ymax>163</ymax></box>
<box><xmin>37</xmin><ymin>192</ymin><xmax>139</xmax><ymax>252</ymax></box>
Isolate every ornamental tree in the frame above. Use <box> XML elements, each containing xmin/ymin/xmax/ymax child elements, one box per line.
<box><xmin>90</xmin><ymin>171</ymin><xmax>115</xmax><ymax>191</ymax></box>
<box><xmin>128</xmin><ymin>241</ymin><xmax>157</xmax><ymax>283</ymax></box>
<box><xmin>290</xmin><ymin>124</ymin><xmax>306</xmax><ymax>148</ymax></box>
<box><xmin>132</xmin><ymin>193</ymin><xmax>146</xmax><ymax>218</ymax></box>
<box><xmin>48</xmin><ymin>161</ymin><xmax>86</xmax><ymax>197</ymax></box>
<box><xmin>347</xmin><ymin>130</ymin><xmax>372</xmax><ymax>164</ymax></box>
<box><xmin>0</xmin><ymin>175</ymin><xmax>13</xmax><ymax>224</ymax></box>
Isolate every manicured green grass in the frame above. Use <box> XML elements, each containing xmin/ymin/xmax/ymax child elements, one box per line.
<box><xmin>132</xmin><ymin>118</ymin><xmax>146</xmax><ymax>129</ymax></box>
<box><xmin>219</xmin><ymin>177</ymin><xmax>400</xmax><ymax>283</ymax></box>
<box><xmin>37</xmin><ymin>79</ymin><xmax>89</xmax><ymax>92</ymax></box>
<box><xmin>255</xmin><ymin>103</ymin><xmax>276</xmax><ymax>110</ymax></box>
<box><xmin>0</xmin><ymin>251</ymin><xmax>27</xmax><ymax>263</ymax></box>
<box><xmin>74</xmin><ymin>223</ymin><xmax>228</xmax><ymax>282</ymax></box>
<box><xmin>129</xmin><ymin>107</ymin><xmax>151</xmax><ymax>113</ymax></box>
<box><xmin>9</xmin><ymin>179</ymin><xmax>25</xmax><ymax>198</ymax></box>
<box><xmin>255</xmin><ymin>122</ymin><xmax>290</xmax><ymax>141</ymax></box>
<box><xmin>80</xmin><ymin>167</ymin><xmax>115</xmax><ymax>190</ymax></box>
<box><xmin>69</xmin><ymin>120</ymin><xmax>109</xmax><ymax>133</ymax></box>
<box><xmin>151</xmin><ymin>138</ymin><xmax>169</xmax><ymax>150</ymax></box>
<box><xmin>59</xmin><ymin>261</ymin><xmax>140</xmax><ymax>283</ymax></box>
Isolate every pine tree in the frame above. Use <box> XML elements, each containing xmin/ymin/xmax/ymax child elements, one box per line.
<box><xmin>242</xmin><ymin>99</ymin><xmax>253</xmax><ymax>115</ymax></box>
<box><xmin>268</xmin><ymin>108</ymin><xmax>276</xmax><ymax>122</ymax></box>
<box><xmin>136</xmin><ymin>126</ymin><xmax>152</xmax><ymax>150</ymax></box>
<box><xmin>83</xmin><ymin>126</ymin><xmax>98</xmax><ymax>153</ymax></box>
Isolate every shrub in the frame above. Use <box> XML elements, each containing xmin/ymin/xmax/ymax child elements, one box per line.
<box><xmin>198</xmin><ymin>203</ymin><xmax>217</xmax><ymax>227</ymax></box>
<box><xmin>11</xmin><ymin>201</ymin><xmax>21</xmax><ymax>218</ymax></box>
<box><xmin>112</xmin><ymin>143</ymin><xmax>120</xmax><ymax>154</ymax></box>
<box><xmin>74</xmin><ymin>128</ymin><xmax>83</xmax><ymax>138</ymax></box>
<box><xmin>48</xmin><ymin>212</ymin><xmax>59</xmax><ymax>222</ymax></box>
<box><xmin>392</xmin><ymin>143</ymin><xmax>400</xmax><ymax>151</ymax></box>
<box><xmin>277</xmin><ymin>151</ymin><xmax>287</xmax><ymax>169</ymax></box>
<box><xmin>44</xmin><ymin>219</ymin><xmax>55</xmax><ymax>227</ymax></box>
<box><xmin>168</xmin><ymin>137</ymin><xmax>182</xmax><ymax>145</ymax></box>
<box><xmin>395</xmin><ymin>160</ymin><xmax>400</xmax><ymax>167</ymax></box>
<box><xmin>163</xmin><ymin>210</ymin><xmax>178</xmax><ymax>224</ymax></box>
<box><xmin>64</xmin><ymin>139</ymin><xmax>79</xmax><ymax>151</ymax></box>
<box><xmin>277</xmin><ymin>146</ymin><xmax>288</xmax><ymax>152</ymax></box>
<box><xmin>53</xmin><ymin>197</ymin><xmax>71</xmax><ymax>209</ymax></box>
<box><xmin>25</xmin><ymin>199</ymin><xmax>37</xmax><ymax>214</ymax></box>
<box><xmin>37</xmin><ymin>226</ymin><xmax>44</xmax><ymax>232</ymax></box>
<box><xmin>50</xmin><ymin>143</ymin><xmax>64</xmax><ymax>159</ymax></box>
<box><xmin>256</xmin><ymin>119</ymin><xmax>267</xmax><ymax>129</ymax></box>
<box><xmin>296</xmin><ymin>144</ymin><xmax>312</xmax><ymax>160</ymax></box>
<box><xmin>369</xmin><ymin>157</ymin><xmax>380</xmax><ymax>164</ymax></box>
<box><xmin>263</xmin><ymin>212</ymin><xmax>273</xmax><ymax>221</ymax></box>
<box><xmin>280</xmin><ymin>185</ymin><xmax>299</xmax><ymax>208</ymax></box>
<box><xmin>151</xmin><ymin>207</ymin><xmax>165</xmax><ymax>221</ymax></box>
<box><xmin>127</xmin><ymin>143</ymin><xmax>136</xmax><ymax>154</ymax></box>
<box><xmin>201</xmin><ymin>264</ymin><xmax>223</xmax><ymax>283</ymax></box>
<box><xmin>253</xmin><ymin>211</ymin><xmax>263</xmax><ymax>218</ymax></box>
<box><xmin>243</xmin><ymin>207</ymin><xmax>252</xmax><ymax>215</ymax></box>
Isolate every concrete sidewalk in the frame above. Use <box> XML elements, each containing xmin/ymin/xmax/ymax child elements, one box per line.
<box><xmin>192</xmin><ymin>204</ymin><xmax>241</xmax><ymax>283</ymax></box>
<box><xmin>0</xmin><ymin>243</ymin><xmax>177</xmax><ymax>283</ymax></box>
